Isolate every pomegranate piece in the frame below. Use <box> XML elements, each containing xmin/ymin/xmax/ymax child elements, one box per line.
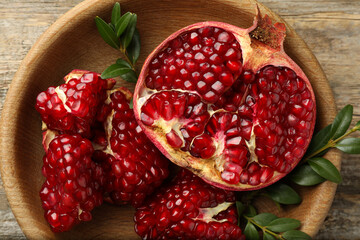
<box><xmin>40</xmin><ymin>131</ymin><xmax>104</xmax><ymax>232</ymax></box>
<box><xmin>93</xmin><ymin>88</ymin><xmax>169</xmax><ymax>207</ymax></box>
<box><xmin>134</xmin><ymin>169</ymin><xmax>244</xmax><ymax>240</ymax></box>
<box><xmin>36</xmin><ymin>70</ymin><xmax>115</xmax><ymax>138</ymax></box>
<box><xmin>134</xmin><ymin>11</ymin><xmax>316</xmax><ymax>190</ymax></box>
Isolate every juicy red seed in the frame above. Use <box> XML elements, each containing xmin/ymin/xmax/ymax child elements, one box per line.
<box><xmin>217</xmin><ymin>31</ymin><xmax>235</xmax><ymax>43</ymax></box>
<box><xmin>248</xmin><ymin>173</ymin><xmax>260</xmax><ymax>186</ymax></box>
<box><xmin>247</xmin><ymin>162</ymin><xmax>260</xmax><ymax>174</ymax></box>
<box><xmin>260</xmin><ymin>168</ymin><xmax>274</xmax><ymax>183</ymax></box>
<box><xmin>190</xmin><ymin>134</ymin><xmax>216</xmax><ymax>159</ymax></box>
<box><xmin>166</xmin><ymin>130</ymin><xmax>183</xmax><ymax>148</ymax></box>
<box><xmin>226</xmin><ymin>60</ymin><xmax>243</xmax><ymax>73</ymax></box>
<box><xmin>221</xmin><ymin>171</ymin><xmax>240</xmax><ymax>184</ymax></box>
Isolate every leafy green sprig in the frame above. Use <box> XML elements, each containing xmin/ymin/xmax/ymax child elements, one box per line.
<box><xmin>290</xmin><ymin>104</ymin><xmax>359</xmax><ymax>186</ymax></box>
<box><xmin>95</xmin><ymin>2</ymin><xmax>140</xmax><ymax>82</ymax></box>
<box><xmin>237</xmin><ymin>202</ymin><xmax>311</xmax><ymax>240</ymax></box>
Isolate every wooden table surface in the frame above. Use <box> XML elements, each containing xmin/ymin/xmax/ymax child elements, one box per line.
<box><xmin>0</xmin><ymin>0</ymin><xmax>359</xmax><ymax>239</ymax></box>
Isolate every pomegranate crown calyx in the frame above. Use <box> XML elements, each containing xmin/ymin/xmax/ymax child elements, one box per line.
<box><xmin>250</xmin><ymin>6</ymin><xmax>286</xmax><ymax>51</ymax></box>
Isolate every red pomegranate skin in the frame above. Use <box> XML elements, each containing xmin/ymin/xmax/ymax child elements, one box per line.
<box><xmin>133</xmin><ymin>11</ymin><xmax>316</xmax><ymax>191</ymax></box>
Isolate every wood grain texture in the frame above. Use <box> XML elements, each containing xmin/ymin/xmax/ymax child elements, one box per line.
<box><xmin>0</xmin><ymin>0</ymin><xmax>358</xmax><ymax>239</ymax></box>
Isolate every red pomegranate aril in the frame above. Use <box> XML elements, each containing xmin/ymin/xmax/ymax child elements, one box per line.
<box><xmin>134</xmin><ymin>15</ymin><xmax>316</xmax><ymax>191</ymax></box>
<box><xmin>166</xmin><ymin>129</ymin><xmax>183</xmax><ymax>148</ymax></box>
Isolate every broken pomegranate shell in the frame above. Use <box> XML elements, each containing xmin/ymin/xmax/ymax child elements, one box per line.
<box><xmin>92</xmin><ymin>87</ymin><xmax>169</xmax><ymax>207</ymax></box>
<box><xmin>134</xmin><ymin>169</ymin><xmax>244</xmax><ymax>239</ymax></box>
<box><xmin>133</xmin><ymin>11</ymin><xmax>316</xmax><ymax>191</ymax></box>
<box><xmin>35</xmin><ymin>70</ymin><xmax>115</xmax><ymax>138</ymax></box>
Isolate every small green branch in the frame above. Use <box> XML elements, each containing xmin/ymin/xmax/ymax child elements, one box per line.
<box><xmin>244</xmin><ymin>215</ymin><xmax>285</xmax><ymax>240</ymax></box>
<box><xmin>120</xmin><ymin>46</ymin><xmax>136</xmax><ymax>73</ymax></box>
<box><xmin>301</xmin><ymin>125</ymin><xmax>359</xmax><ymax>164</ymax></box>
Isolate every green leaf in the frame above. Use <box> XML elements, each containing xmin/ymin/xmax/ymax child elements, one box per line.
<box><xmin>306</xmin><ymin>124</ymin><xmax>332</xmax><ymax>157</ymax></box>
<box><xmin>95</xmin><ymin>16</ymin><xmax>120</xmax><ymax>49</ymax></box>
<box><xmin>121</xmin><ymin>13</ymin><xmax>137</xmax><ymax>49</ymax></box>
<box><xmin>236</xmin><ymin>201</ymin><xmax>245</xmax><ymax>217</ymax></box>
<box><xmin>266</xmin><ymin>183</ymin><xmax>301</xmax><ymax>205</ymax></box>
<box><xmin>115</xmin><ymin>12</ymin><xmax>132</xmax><ymax>37</ymax></box>
<box><xmin>290</xmin><ymin>164</ymin><xmax>326</xmax><ymax>186</ymax></box>
<box><xmin>108</xmin><ymin>23</ymin><xmax>115</xmax><ymax>31</ymax></box>
<box><xmin>308</xmin><ymin>158</ymin><xmax>342</xmax><ymax>183</ymax></box>
<box><xmin>111</xmin><ymin>2</ymin><xmax>121</xmax><ymax>26</ymax></box>
<box><xmin>329</xmin><ymin>104</ymin><xmax>353</xmax><ymax>139</ymax></box>
<box><xmin>126</xmin><ymin>28</ymin><xmax>141</xmax><ymax>64</ymax></box>
<box><xmin>119</xmin><ymin>69</ymin><xmax>138</xmax><ymax>83</ymax></box>
<box><xmin>336</xmin><ymin>138</ymin><xmax>360</xmax><ymax>154</ymax></box>
<box><xmin>236</xmin><ymin>201</ymin><xmax>244</xmax><ymax>226</ymax></box>
<box><xmin>244</xmin><ymin>222</ymin><xmax>259</xmax><ymax>240</ymax></box>
<box><xmin>253</xmin><ymin>213</ymin><xmax>278</xmax><ymax>226</ymax></box>
<box><xmin>116</xmin><ymin>58</ymin><xmax>132</xmax><ymax>69</ymax></box>
<box><xmin>244</xmin><ymin>205</ymin><xmax>257</xmax><ymax>217</ymax></box>
<box><xmin>267</xmin><ymin>218</ymin><xmax>301</xmax><ymax>232</ymax></box>
<box><xmin>129</xmin><ymin>98</ymin><xmax>133</xmax><ymax>109</ymax></box>
<box><xmin>263</xmin><ymin>232</ymin><xmax>277</xmax><ymax>240</ymax></box>
<box><xmin>101</xmin><ymin>63</ymin><xmax>131</xmax><ymax>79</ymax></box>
<box><xmin>282</xmin><ymin>230</ymin><xmax>312</xmax><ymax>240</ymax></box>
<box><xmin>355</xmin><ymin>121</ymin><xmax>360</xmax><ymax>130</ymax></box>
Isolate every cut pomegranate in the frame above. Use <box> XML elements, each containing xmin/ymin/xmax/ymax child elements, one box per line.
<box><xmin>134</xmin><ymin>169</ymin><xmax>244</xmax><ymax>240</ymax></box>
<box><xmin>40</xmin><ymin>131</ymin><xmax>104</xmax><ymax>232</ymax></box>
<box><xmin>36</xmin><ymin>70</ymin><xmax>115</xmax><ymax>138</ymax></box>
<box><xmin>92</xmin><ymin>87</ymin><xmax>169</xmax><ymax>207</ymax></box>
<box><xmin>134</xmin><ymin>11</ymin><xmax>316</xmax><ymax>190</ymax></box>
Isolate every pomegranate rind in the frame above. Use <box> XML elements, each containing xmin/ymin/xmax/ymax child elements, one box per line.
<box><xmin>134</xmin><ymin>13</ymin><xmax>316</xmax><ymax>191</ymax></box>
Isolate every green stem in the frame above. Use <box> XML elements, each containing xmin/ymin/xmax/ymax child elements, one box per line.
<box><xmin>120</xmin><ymin>45</ymin><xmax>137</xmax><ymax>74</ymax></box>
<box><xmin>301</xmin><ymin>126</ymin><xmax>358</xmax><ymax>164</ymax></box>
<box><xmin>244</xmin><ymin>215</ymin><xmax>285</xmax><ymax>240</ymax></box>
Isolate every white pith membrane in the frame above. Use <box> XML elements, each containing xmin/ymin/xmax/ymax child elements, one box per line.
<box><xmin>54</xmin><ymin>87</ymin><xmax>72</xmax><ymax>112</ymax></box>
<box><xmin>193</xmin><ymin>202</ymin><xmax>234</xmax><ymax>223</ymax></box>
<box><xmin>53</xmin><ymin>71</ymin><xmax>81</xmax><ymax>113</ymax></box>
<box><xmin>134</xmin><ymin>12</ymin><xmax>316</xmax><ymax>190</ymax></box>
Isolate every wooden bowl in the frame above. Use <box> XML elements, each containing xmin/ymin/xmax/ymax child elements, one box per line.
<box><xmin>0</xmin><ymin>0</ymin><xmax>340</xmax><ymax>239</ymax></box>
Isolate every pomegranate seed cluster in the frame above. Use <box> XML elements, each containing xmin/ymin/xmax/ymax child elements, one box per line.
<box><xmin>212</xmin><ymin>66</ymin><xmax>315</xmax><ymax>185</ymax></box>
<box><xmin>93</xmin><ymin>89</ymin><xmax>169</xmax><ymax>207</ymax></box>
<box><xmin>36</xmin><ymin>70</ymin><xmax>169</xmax><ymax>232</ymax></box>
<box><xmin>145</xmin><ymin>26</ymin><xmax>243</xmax><ymax>103</ymax></box>
<box><xmin>135</xmin><ymin>24</ymin><xmax>316</xmax><ymax>190</ymax></box>
<box><xmin>40</xmin><ymin>134</ymin><xmax>104</xmax><ymax>232</ymax></box>
<box><xmin>134</xmin><ymin>169</ymin><xmax>244</xmax><ymax>240</ymax></box>
<box><xmin>36</xmin><ymin>70</ymin><xmax>115</xmax><ymax>138</ymax></box>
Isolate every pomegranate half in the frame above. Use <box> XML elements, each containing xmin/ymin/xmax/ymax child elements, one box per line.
<box><xmin>133</xmin><ymin>11</ymin><xmax>316</xmax><ymax>191</ymax></box>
